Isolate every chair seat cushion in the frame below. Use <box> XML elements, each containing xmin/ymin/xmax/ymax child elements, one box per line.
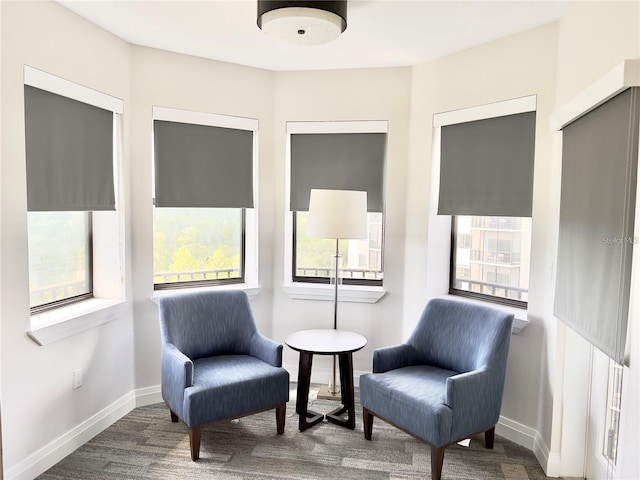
<box><xmin>183</xmin><ymin>354</ymin><xmax>289</xmax><ymax>427</ymax></box>
<box><xmin>359</xmin><ymin>365</ymin><xmax>457</xmax><ymax>447</ymax></box>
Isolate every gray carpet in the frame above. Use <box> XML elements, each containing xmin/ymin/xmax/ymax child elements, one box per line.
<box><xmin>37</xmin><ymin>387</ymin><xmax>555</xmax><ymax>480</ymax></box>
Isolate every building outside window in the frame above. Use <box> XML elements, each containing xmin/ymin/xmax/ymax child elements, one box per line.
<box><xmin>451</xmin><ymin>215</ymin><xmax>531</xmax><ymax>307</ymax></box>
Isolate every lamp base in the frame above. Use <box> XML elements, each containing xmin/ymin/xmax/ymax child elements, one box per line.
<box><xmin>317</xmin><ymin>384</ymin><xmax>341</xmax><ymax>401</ymax></box>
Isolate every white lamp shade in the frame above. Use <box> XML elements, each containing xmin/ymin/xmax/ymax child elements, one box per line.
<box><xmin>307</xmin><ymin>189</ymin><xmax>368</xmax><ymax>239</ymax></box>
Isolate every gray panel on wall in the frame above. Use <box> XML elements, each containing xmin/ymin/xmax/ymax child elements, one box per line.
<box><xmin>24</xmin><ymin>85</ymin><xmax>115</xmax><ymax>211</ymax></box>
<box><xmin>438</xmin><ymin>111</ymin><xmax>536</xmax><ymax>217</ymax></box>
<box><xmin>154</xmin><ymin>120</ymin><xmax>254</xmax><ymax>208</ymax></box>
<box><xmin>554</xmin><ymin>87</ymin><xmax>639</xmax><ymax>364</ymax></box>
<box><xmin>290</xmin><ymin>132</ymin><xmax>386</xmax><ymax>212</ymax></box>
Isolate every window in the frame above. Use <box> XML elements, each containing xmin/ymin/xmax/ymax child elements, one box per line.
<box><xmin>451</xmin><ymin>215</ymin><xmax>530</xmax><ymax>307</ymax></box>
<box><xmin>287</xmin><ymin>121</ymin><xmax>387</xmax><ymax>288</ymax></box>
<box><xmin>293</xmin><ymin>211</ymin><xmax>383</xmax><ymax>285</ymax></box>
<box><xmin>603</xmin><ymin>360</ymin><xmax>624</xmax><ymax>465</ymax></box>
<box><xmin>152</xmin><ymin>107</ymin><xmax>257</xmax><ymax>289</ymax></box>
<box><xmin>24</xmin><ymin>67</ymin><xmax>122</xmax><ymax>314</ymax></box>
<box><xmin>28</xmin><ymin>212</ymin><xmax>92</xmax><ymax>312</ymax></box>
<box><xmin>153</xmin><ymin>207</ymin><xmax>244</xmax><ymax>287</ymax></box>
<box><xmin>435</xmin><ymin>95</ymin><xmax>536</xmax><ymax>309</ymax></box>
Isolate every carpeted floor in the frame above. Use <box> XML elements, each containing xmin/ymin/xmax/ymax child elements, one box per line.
<box><xmin>37</xmin><ymin>386</ymin><xmax>557</xmax><ymax>480</ymax></box>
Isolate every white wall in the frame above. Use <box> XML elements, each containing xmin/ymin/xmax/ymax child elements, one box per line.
<box><xmin>0</xmin><ymin>2</ymin><xmax>134</xmax><ymax>477</ymax></box>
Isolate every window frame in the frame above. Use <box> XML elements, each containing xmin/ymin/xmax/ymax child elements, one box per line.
<box><xmin>283</xmin><ymin>120</ymin><xmax>389</xmax><ymax>303</ymax></box>
<box><xmin>433</xmin><ymin>96</ymin><xmax>536</xmax><ymax>312</ymax></box>
<box><xmin>24</xmin><ymin>66</ymin><xmax>127</xmax><ymax>345</ymax></box>
<box><xmin>151</xmin><ymin>106</ymin><xmax>259</xmax><ymax>292</ymax></box>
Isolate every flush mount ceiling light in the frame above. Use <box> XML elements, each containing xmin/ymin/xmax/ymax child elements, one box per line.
<box><xmin>257</xmin><ymin>0</ymin><xmax>347</xmax><ymax>46</ymax></box>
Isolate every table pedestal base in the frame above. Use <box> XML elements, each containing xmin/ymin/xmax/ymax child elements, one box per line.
<box><xmin>296</xmin><ymin>351</ymin><xmax>356</xmax><ymax>431</ymax></box>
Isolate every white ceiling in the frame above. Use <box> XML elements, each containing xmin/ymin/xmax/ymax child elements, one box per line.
<box><xmin>58</xmin><ymin>0</ymin><xmax>569</xmax><ymax>72</ymax></box>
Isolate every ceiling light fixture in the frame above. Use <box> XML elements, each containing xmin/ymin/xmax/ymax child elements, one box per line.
<box><xmin>257</xmin><ymin>1</ymin><xmax>347</xmax><ymax>46</ymax></box>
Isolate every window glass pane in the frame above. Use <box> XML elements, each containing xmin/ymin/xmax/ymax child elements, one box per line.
<box><xmin>452</xmin><ymin>215</ymin><xmax>531</xmax><ymax>305</ymax></box>
<box><xmin>603</xmin><ymin>360</ymin><xmax>623</xmax><ymax>464</ymax></box>
<box><xmin>153</xmin><ymin>208</ymin><xmax>243</xmax><ymax>285</ymax></box>
<box><xmin>28</xmin><ymin>211</ymin><xmax>91</xmax><ymax>308</ymax></box>
<box><xmin>294</xmin><ymin>212</ymin><xmax>383</xmax><ymax>282</ymax></box>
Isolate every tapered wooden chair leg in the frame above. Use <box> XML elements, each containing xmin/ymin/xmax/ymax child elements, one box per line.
<box><xmin>276</xmin><ymin>403</ymin><xmax>286</xmax><ymax>434</ymax></box>
<box><xmin>189</xmin><ymin>427</ymin><xmax>202</xmax><ymax>461</ymax></box>
<box><xmin>430</xmin><ymin>445</ymin><xmax>445</xmax><ymax>480</ymax></box>
<box><xmin>170</xmin><ymin>410</ymin><xmax>179</xmax><ymax>423</ymax></box>
<box><xmin>363</xmin><ymin>407</ymin><xmax>374</xmax><ymax>440</ymax></box>
<box><xmin>485</xmin><ymin>426</ymin><xmax>495</xmax><ymax>449</ymax></box>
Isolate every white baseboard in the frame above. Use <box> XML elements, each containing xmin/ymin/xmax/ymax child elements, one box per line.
<box><xmin>495</xmin><ymin>417</ymin><xmax>559</xmax><ymax>478</ymax></box>
<box><xmin>5</xmin><ymin>392</ymin><xmax>136</xmax><ymax>480</ymax></box>
<box><xmin>134</xmin><ymin>385</ymin><xmax>162</xmax><ymax>407</ymax></box>
<box><xmin>496</xmin><ymin>415</ymin><xmax>537</xmax><ymax>450</ymax></box>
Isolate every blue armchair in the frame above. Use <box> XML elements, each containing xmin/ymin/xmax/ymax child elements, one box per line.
<box><xmin>158</xmin><ymin>290</ymin><xmax>290</xmax><ymax>461</ymax></box>
<box><xmin>359</xmin><ymin>298</ymin><xmax>514</xmax><ymax>480</ymax></box>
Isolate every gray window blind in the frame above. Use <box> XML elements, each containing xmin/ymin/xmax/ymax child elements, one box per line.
<box><xmin>438</xmin><ymin>111</ymin><xmax>536</xmax><ymax>217</ymax></box>
<box><xmin>24</xmin><ymin>85</ymin><xmax>115</xmax><ymax>211</ymax></box>
<box><xmin>154</xmin><ymin>120</ymin><xmax>254</xmax><ymax>208</ymax></box>
<box><xmin>290</xmin><ymin>132</ymin><xmax>386</xmax><ymax>211</ymax></box>
<box><xmin>554</xmin><ymin>87</ymin><xmax>639</xmax><ymax>364</ymax></box>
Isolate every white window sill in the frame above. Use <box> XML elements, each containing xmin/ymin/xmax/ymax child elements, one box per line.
<box><xmin>151</xmin><ymin>283</ymin><xmax>261</xmax><ymax>305</ymax></box>
<box><xmin>283</xmin><ymin>282</ymin><xmax>386</xmax><ymax>304</ymax></box>
<box><xmin>441</xmin><ymin>294</ymin><xmax>529</xmax><ymax>334</ymax></box>
<box><xmin>28</xmin><ymin>298</ymin><xmax>129</xmax><ymax>346</ymax></box>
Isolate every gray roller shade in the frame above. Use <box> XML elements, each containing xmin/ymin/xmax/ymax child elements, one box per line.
<box><xmin>154</xmin><ymin>120</ymin><xmax>254</xmax><ymax>208</ymax></box>
<box><xmin>554</xmin><ymin>87</ymin><xmax>639</xmax><ymax>364</ymax></box>
<box><xmin>24</xmin><ymin>85</ymin><xmax>115</xmax><ymax>211</ymax></box>
<box><xmin>438</xmin><ymin>111</ymin><xmax>536</xmax><ymax>217</ymax></box>
<box><xmin>290</xmin><ymin>132</ymin><xmax>386</xmax><ymax>211</ymax></box>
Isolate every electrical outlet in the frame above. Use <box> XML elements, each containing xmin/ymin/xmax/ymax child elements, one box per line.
<box><xmin>73</xmin><ymin>368</ymin><xmax>83</xmax><ymax>390</ymax></box>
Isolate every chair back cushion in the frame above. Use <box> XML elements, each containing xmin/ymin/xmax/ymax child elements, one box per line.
<box><xmin>159</xmin><ymin>290</ymin><xmax>257</xmax><ymax>360</ymax></box>
<box><xmin>407</xmin><ymin>298</ymin><xmax>513</xmax><ymax>373</ymax></box>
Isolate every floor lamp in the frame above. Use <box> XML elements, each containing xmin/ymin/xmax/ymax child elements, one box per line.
<box><xmin>307</xmin><ymin>189</ymin><xmax>368</xmax><ymax>399</ymax></box>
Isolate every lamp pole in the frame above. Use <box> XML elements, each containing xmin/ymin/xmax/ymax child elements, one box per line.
<box><xmin>330</xmin><ymin>239</ymin><xmax>340</xmax><ymax>395</ymax></box>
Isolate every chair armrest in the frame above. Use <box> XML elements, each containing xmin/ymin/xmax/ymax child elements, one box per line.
<box><xmin>162</xmin><ymin>343</ymin><xmax>194</xmax><ymax>389</ymax></box>
<box><xmin>161</xmin><ymin>343</ymin><xmax>194</xmax><ymax>419</ymax></box>
<box><xmin>445</xmin><ymin>367</ymin><xmax>504</xmax><ymax>440</ymax></box>
<box><xmin>250</xmin><ymin>332</ymin><xmax>283</xmax><ymax>367</ymax></box>
<box><xmin>373</xmin><ymin>344</ymin><xmax>420</xmax><ymax>373</ymax></box>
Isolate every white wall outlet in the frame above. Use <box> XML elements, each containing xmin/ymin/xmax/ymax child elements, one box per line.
<box><xmin>73</xmin><ymin>368</ymin><xmax>83</xmax><ymax>390</ymax></box>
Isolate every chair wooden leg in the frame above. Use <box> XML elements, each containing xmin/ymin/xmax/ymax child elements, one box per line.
<box><xmin>189</xmin><ymin>427</ymin><xmax>201</xmax><ymax>461</ymax></box>
<box><xmin>430</xmin><ymin>445</ymin><xmax>445</xmax><ymax>480</ymax></box>
<box><xmin>363</xmin><ymin>407</ymin><xmax>374</xmax><ymax>440</ymax></box>
<box><xmin>170</xmin><ymin>410</ymin><xmax>179</xmax><ymax>423</ymax></box>
<box><xmin>276</xmin><ymin>403</ymin><xmax>286</xmax><ymax>434</ymax></box>
<box><xmin>484</xmin><ymin>426</ymin><xmax>495</xmax><ymax>449</ymax></box>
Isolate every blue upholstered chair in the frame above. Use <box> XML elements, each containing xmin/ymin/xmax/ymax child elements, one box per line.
<box><xmin>359</xmin><ymin>298</ymin><xmax>514</xmax><ymax>480</ymax></box>
<box><xmin>158</xmin><ymin>290</ymin><xmax>290</xmax><ymax>461</ymax></box>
